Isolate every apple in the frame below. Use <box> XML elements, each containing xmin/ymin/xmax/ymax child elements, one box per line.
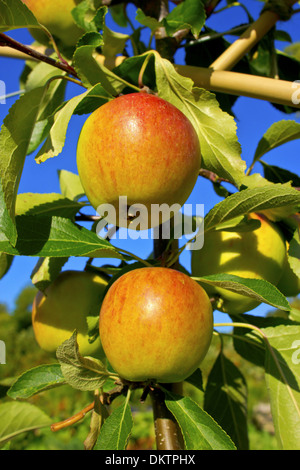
<box><xmin>99</xmin><ymin>267</ymin><xmax>213</xmax><ymax>383</ymax></box>
<box><xmin>32</xmin><ymin>270</ymin><xmax>107</xmax><ymax>356</ymax></box>
<box><xmin>21</xmin><ymin>0</ymin><xmax>84</xmax><ymax>46</ymax></box>
<box><xmin>191</xmin><ymin>213</ymin><xmax>287</xmax><ymax>314</ymax></box>
<box><xmin>76</xmin><ymin>92</ymin><xmax>201</xmax><ymax>229</ymax></box>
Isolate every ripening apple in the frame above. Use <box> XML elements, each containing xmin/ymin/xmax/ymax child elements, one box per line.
<box><xmin>21</xmin><ymin>0</ymin><xmax>84</xmax><ymax>46</ymax></box>
<box><xmin>32</xmin><ymin>270</ymin><xmax>107</xmax><ymax>356</ymax></box>
<box><xmin>191</xmin><ymin>213</ymin><xmax>287</xmax><ymax>314</ymax></box>
<box><xmin>77</xmin><ymin>93</ymin><xmax>201</xmax><ymax>229</ymax></box>
<box><xmin>99</xmin><ymin>267</ymin><xmax>213</xmax><ymax>383</ymax></box>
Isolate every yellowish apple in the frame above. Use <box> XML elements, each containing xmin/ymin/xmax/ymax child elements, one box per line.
<box><xmin>77</xmin><ymin>92</ymin><xmax>201</xmax><ymax>229</ymax></box>
<box><xmin>22</xmin><ymin>0</ymin><xmax>84</xmax><ymax>46</ymax></box>
<box><xmin>32</xmin><ymin>270</ymin><xmax>107</xmax><ymax>356</ymax></box>
<box><xmin>191</xmin><ymin>213</ymin><xmax>287</xmax><ymax>314</ymax></box>
<box><xmin>99</xmin><ymin>267</ymin><xmax>213</xmax><ymax>383</ymax></box>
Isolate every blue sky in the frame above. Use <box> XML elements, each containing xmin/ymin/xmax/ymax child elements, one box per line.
<box><xmin>0</xmin><ymin>0</ymin><xmax>300</xmax><ymax>325</ymax></box>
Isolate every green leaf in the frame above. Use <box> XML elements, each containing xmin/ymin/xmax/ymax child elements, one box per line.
<box><xmin>0</xmin><ymin>215</ymin><xmax>123</xmax><ymax>259</ymax></box>
<box><xmin>195</xmin><ymin>273</ymin><xmax>291</xmax><ymax>311</ymax></box>
<box><xmin>0</xmin><ymin>86</ymin><xmax>47</xmax><ymax>244</ymax></box>
<box><xmin>56</xmin><ymin>331</ymin><xmax>111</xmax><ymax>391</ymax></box>
<box><xmin>0</xmin><ymin>252</ymin><xmax>13</xmax><ymax>280</ymax></box>
<box><xmin>253</xmin><ymin>120</ymin><xmax>300</xmax><ymax>163</ymax></box>
<box><xmin>16</xmin><ymin>193</ymin><xmax>84</xmax><ymax>218</ymax></box>
<box><xmin>232</xmin><ymin>314</ymin><xmax>298</xmax><ymax>368</ymax></box>
<box><xmin>263</xmin><ymin>324</ymin><xmax>300</xmax><ymax>449</ymax></box>
<box><xmin>30</xmin><ymin>256</ymin><xmax>68</xmax><ymax>291</ymax></box>
<box><xmin>0</xmin><ymin>0</ymin><xmax>39</xmax><ymax>33</ymax></box>
<box><xmin>204</xmin><ymin>184</ymin><xmax>300</xmax><ymax>231</ymax></box>
<box><xmin>261</xmin><ymin>160</ymin><xmax>300</xmax><ymax>186</ymax></box>
<box><xmin>94</xmin><ymin>393</ymin><xmax>133</xmax><ymax>450</ymax></box>
<box><xmin>204</xmin><ymin>352</ymin><xmax>249</xmax><ymax>450</ymax></box>
<box><xmin>113</xmin><ymin>53</ymin><xmax>156</xmax><ymax>91</ymax></box>
<box><xmin>58</xmin><ymin>170</ymin><xmax>85</xmax><ymax>202</ymax></box>
<box><xmin>35</xmin><ymin>90</ymin><xmax>90</xmax><ymax>164</ymax></box>
<box><xmin>184</xmin><ymin>368</ymin><xmax>203</xmax><ymax>392</ymax></box>
<box><xmin>7</xmin><ymin>364</ymin><xmax>65</xmax><ymax>400</ymax></box>
<box><xmin>287</xmin><ymin>228</ymin><xmax>300</xmax><ymax>278</ymax></box>
<box><xmin>102</xmin><ymin>25</ymin><xmax>129</xmax><ymax>59</ymax></box>
<box><xmin>153</xmin><ymin>53</ymin><xmax>246</xmax><ymax>187</ymax></box>
<box><xmin>239</xmin><ymin>175</ymin><xmax>300</xmax><ymax>221</ymax></box>
<box><xmin>72</xmin><ymin>83</ymin><xmax>113</xmax><ymax>115</ymax></box>
<box><xmin>0</xmin><ymin>178</ymin><xmax>16</xmax><ymax>244</ymax></box>
<box><xmin>231</xmin><ymin>316</ymin><xmax>300</xmax><ymax>448</ymax></box>
<box><xmin>214</xmin><ymin>215</ymin><xmax>261</xmax><ymax>233</ymax></box>
<box><xmin>23</xmin><ymin>62</ymin><xmax>67</xmax><ymax>155</ymax></box>
<box><xmin>163</xmin><ymin>389</ymin><xmax>236</xmax><ymax>450</ymax></box>
<box><xmin>72</xmin><ymin>1</ymin><xmax>106</xmax><ymax>33</ymax></box>
<box><xmin>163</xmin><ymin>0</ymin><xmax>206</xmax><ymax>38</ymax></box>
<box><xmin>109</xmin><ymin>4</ymin><xmax>128</xmax><ymax>28</ymax></box>
<box><xmin>135</xmin><ymin>9</ymin><xmax>160</xmax><ymax>31</ymax></box>
<box><xmin>73</xmin><ymin>33</ymin><xmax>128</xmax><ymax>96</ymax></box>
<box><xmin>0</xmin><ymin>401</ymin><xmax>52</xmax><ymax>447</ymax></box>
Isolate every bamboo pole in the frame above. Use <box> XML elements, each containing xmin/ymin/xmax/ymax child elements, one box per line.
<box><xmin>210</xmin><ymin>0</ymin><xmax>298</xmax><ymax>71</ymax></box>
<box><xmin>175</xmin><ymin>64</ymin><xmax>300</xmax><ymax>108</ymax></box>
<box><xmin>95</xmin><ymin>55</ymin><xmax>300</xmax><ymax>109</ymax></box>
<box><xmin>1</xmin><ymin>47</ymin><xmax>299</xmax><ymax>109</ymax></box>
<box><xmin>97</xmin><ymin>55</ymin><xmax>300</xmax><ymax>109</ymax></box>
<box><xmin>0</xmin><ymin>45</ymin><xmax>47</xmax><ymax>60</ymax></box>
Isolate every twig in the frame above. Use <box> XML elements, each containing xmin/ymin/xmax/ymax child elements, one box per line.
<box><xmin>0</xmin><ymin>33</ymin><xmax>79</xmax><ymax>78</ymax></box>
<box><xmin>75</xmin><ymin>213</ymin><xmax>101</xmax><ymax>222</ymax></box>
<box><xmin>205</xmin><ymin>0</ymin><xmax>223</xmax><ymax>18</ymax></box>
<box><xmin>51</xmin><ymin>402</ymin><xmax>95</xmax><ymax>432</ymax></box>
<box><xmin>199</xmin><ymin>168</ymin><xmax>232</xmax><ymax>185</ymax></box>
<box><xmin>182</xmin><ymin>24</ymin><xmax>250</xmax><ymax>49</ymax></box>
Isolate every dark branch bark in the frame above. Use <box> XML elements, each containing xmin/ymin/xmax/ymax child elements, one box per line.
<box><xmin>150</xmin><ymin>387</ymin><xmax>184</xmax><ymax>450</ymax></box>
<box><xmin>0</xmin><ymin>33</ymin><xmax>79</xmax><ymax>78</ymax></box>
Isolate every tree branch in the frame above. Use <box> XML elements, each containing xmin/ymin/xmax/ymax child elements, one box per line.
<box><xmin>51</xmin><ymin>402</ymin><xmax>95</xmax><ymax>432</ymax></box>
<box><xmin>150</xmin><ymin>386</ymin><xmax>184</xmax><ymax>450</ymax></box>
<box><xmin>0</xmin><ymin>33</ymin><xmax>79</xmax><ymax>78</ymax></box>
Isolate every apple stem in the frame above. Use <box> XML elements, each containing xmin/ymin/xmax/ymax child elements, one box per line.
<box><xmin>150</xmin><ymin>386</ymin><xmax>184</xmax><ymax>450</ymax></box>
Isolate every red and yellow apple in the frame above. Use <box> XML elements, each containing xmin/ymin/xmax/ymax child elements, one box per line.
<box><xmin>191</xmin><ymin>213</ymin><xmax>287</xmax><ymax>314</ymax></box>
<box><xmin>22</xmin><ymin>0</ymin><xmax>84</xmax><ymax>46</ymax></box>
<box><xmin>32</xmin><ymin>270</ymin><xmax>107</xmax><ymax>356</ymax></box>
<box><xmin>99</xmin><ymin>267</ymin><xmax>213</xmax><ymax>383</ymax></box>
<box><xmin>76</xmin><ymin>93</ymin><xmax>201</xmax><ymax>229</ymax></box>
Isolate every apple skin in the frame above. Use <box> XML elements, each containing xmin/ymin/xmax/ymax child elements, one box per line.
<box><xmin>191</xmin><ymin>213</ymin><xmax>287</xmax><ymax>314</ymax></box>
<box><xmin>32</xmin><ymin>270</ymin><xmax>107</xmax><ymax>357</ymax></box>
<box><xmin>77</xmin><ymin>93</ymin><xmax>201</xmax><ymax>229</ymax></box>
<box><xmin>99</xmin><ymin>267</ymin><xmax>213</xmax><ymax>383</ymax></box>
<box><xmin>21</xmin><ymin>0</ymin><xmax>84</xmax><ymax>46</ymax></box>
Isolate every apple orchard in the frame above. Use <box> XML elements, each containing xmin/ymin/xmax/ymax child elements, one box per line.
<box><xmin>0</xmin><ymin>0</ymin><xmax>300</xmax><ymax>452</ymax></box>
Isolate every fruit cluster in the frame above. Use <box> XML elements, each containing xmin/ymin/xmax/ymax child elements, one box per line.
<box><xmin>26</xmin><ymin>1</ymin><xmax>298</xmax><ymax>384</ymax></box>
